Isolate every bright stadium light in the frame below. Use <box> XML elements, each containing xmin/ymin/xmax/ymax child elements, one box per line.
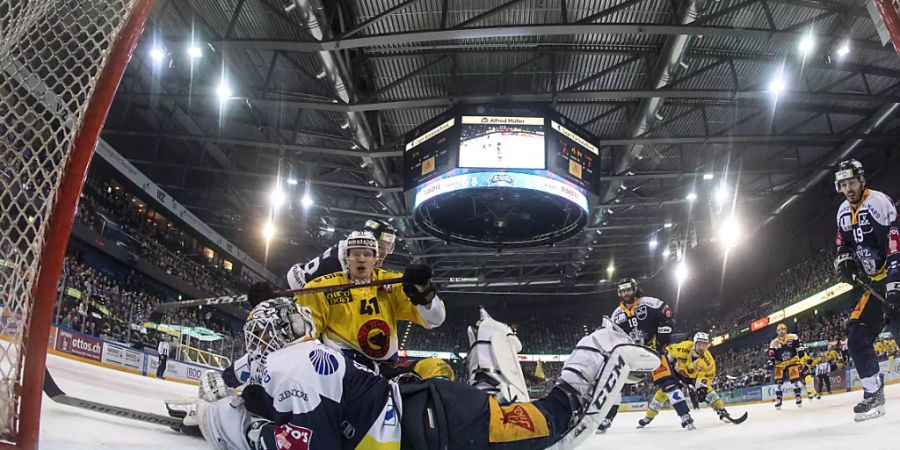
<box><xmin>675</xmin><ymin>261</ymin><xmax>689</xmax><ymax>284</ymax></box>
<box><xmin>715</xmin><ymin>183</ymin><xmax>730</xmax><ymax>207</ymax></box>
<box><xmin>606</xmin><ymin>262</ymin><xmax>615</xmax><ymax>276</ymax></box>
<box><xmin>188</xmin><ymin>44</ymin><xmax>203</xmax><ymax>59</ymax></box>
<box><xmin>301</xmin><ymin>193</ymin><xmax>314</xmax><ymax>209</ymax></box>
<box><xmin>649</xmin><ymin>238</ymin><xmax>659</xmax><ymax>249</ymax></box>
<box><xmin>286</xmin><ymin>178</ymin><xmax>298</xmax><ymax>185</ymax></box>
<box><xmin>149</xmin><ymin>46</ymin><xmax>165</xmax><ymax>63</ymax></box>
<box><xmin>216</xmin><ymin>81</ymin><xmax>233</xmax><ymax>100</ymax></box>
<box><xmin>263</xmin><ymin>221</ymin><xmax>276</xmax><ymax>242</ymax></box>
<box><xmin>718</xmin><ymin>215</ymin><xmax>744</xmax><ymax>250</ymax></box>
<box><xmin>270</xmin><ymin>188</ymin><xmax>285</xmax><ymax>208</ymax></box>
<box><xmin>662</xmin><ymin>248</ymin><xmax>671</xmax><ymax>257</ymax></box>
<box><xmin>768</xmin><ymin>74</ymin><xmax>786</xmax><ymax>95</ymax></box>
<box><xmin>686</xmin><ymin>192</ymin><xmax>698</xmax><ymax>202</ymax></box>
<box><xmin>836</xmin><ymin>41</ymin><xmax>851</xmax><ymax>57</ymax></box>
<box><xmin>703</xmin><ymin>173</ymin><xmax>714</xmax><ymax>180</ymax></box>
<box><xmin>798</xmin><ymin>33</ymin><xmax>815</xmax><ymax>55</ymax></box>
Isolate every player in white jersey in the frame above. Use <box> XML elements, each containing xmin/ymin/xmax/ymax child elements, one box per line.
<box><xmin>183</xmin><ymin>299</ymin><xmax>661</xmax><ymax>450</ymax></box>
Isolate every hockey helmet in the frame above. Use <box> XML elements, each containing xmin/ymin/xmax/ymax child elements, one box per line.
<box><xmin>693</xmin><ymin>332</ymin><xmax>710</xmax><ymax>344</ymax></box>
<box><xmin>834</xmin><ymin>159</ymin><xmax>864</xmax><ymax>192</ymax></box>
<box><xmin>413</xmin><ymin>358</ymin><xmax>456</xmax><ymax>381</ymax></box>
<box><xmin>363</xmin><ymin>219</ymin><xmax>397</xmax><ymax>255</ymax></box>
<box><xmin>243</xmin><ymin>298</ymin><xmax>315</xmax><ymax>360</ymax></box>
<box><xmin>345</xmin><ymin>231</ymin><xmax>379</xmax><ymax>258</ymax></box>
<box><xmin>617</xmin><ymin>277</ymin><xmax>639</xmax><ymax>296</ymax></box>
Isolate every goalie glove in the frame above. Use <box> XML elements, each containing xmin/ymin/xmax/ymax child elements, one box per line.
<box><xmin>200</xmin><ymin>370</ymin><xmax>232</xmax><ymax>402</ymax></box>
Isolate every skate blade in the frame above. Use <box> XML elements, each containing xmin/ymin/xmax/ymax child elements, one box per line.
<box><xmin>854</xmin><ymin>407</ymin><xmax>886</xmax><ymax>422</ymax></box>
<box><xmin>683</xmin><ymin>424</ymin><xmax>696</xmax><ymax>431</ymax></box>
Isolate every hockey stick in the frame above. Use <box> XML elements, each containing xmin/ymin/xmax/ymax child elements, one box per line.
<box><xmin>854</xmin><ymin>278</ymin><xmax>889</xmax><ymax>304</ymax></box>
<box><xmin>43</xmin><ymin>368</ymin><xmax>183</xmax><ymax>428</ymax></box>
<box><xmin>719</xmin><ymin>410</ymin><xmax>749</xmax><ymax>424</ymax></box>
<box><xmin>153</xmin><ymin>276</ymin><xmax>479</xmax><ymax>312</ymax></box>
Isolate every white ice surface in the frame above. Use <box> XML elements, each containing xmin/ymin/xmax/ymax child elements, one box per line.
<box><xmin>39</xmin><ymin>353</ymin><xmax>900</xmax><ymax>449</ymax></box>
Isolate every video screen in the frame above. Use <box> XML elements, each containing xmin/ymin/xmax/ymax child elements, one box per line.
<box><xmin>458</xmin><ymin>116</ymin><xmax>545</xmax><ymax>169</ymax></box>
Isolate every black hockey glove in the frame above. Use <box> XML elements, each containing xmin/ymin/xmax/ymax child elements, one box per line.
<box><xmin>695</xmin><ymin>386</ymin><xmax>709</xmax><ymax>404</ymax></box>
<box><xmin>885</xmin><ymin>287</ymin><xmax>900</xmax><ymax>322</ymax></box>
<box><xmin>403</xmin><ymin>264</ymin><xmax>433</xmax><ymax>285</ymax></box>
<box><xmin>247</xmin><ymin>282</ymin><xmax>277</xmax><ymax>307</ymax></box>
<box><xmin>833</xmin><ymin>253</ymin><xmax>860</xmax><ymax>285</ymax></box>
<box><xmin>403</xmin><ymin>282</ymin><xmax>435</xmax><ymax>306</ymax></box>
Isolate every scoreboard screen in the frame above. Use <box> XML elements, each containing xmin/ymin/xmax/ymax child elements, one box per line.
<box><xmin>546</xmin><ymin>119</ymin><xmax>599</xmax><ymax>194</ymax></box>
<box><xmin>403</xmin><ymin>117</ymin><xmax>457</xmax><ymax>190</ymax></box>
<box><xmin>458</xmin><ymin>115</ymin><xmax>545</xmax><ymax>170</ymax></box>
<box><xmin>402</xmin><ymin>104</ymin><xmax>601</xmax><ymax>196</ymax></box>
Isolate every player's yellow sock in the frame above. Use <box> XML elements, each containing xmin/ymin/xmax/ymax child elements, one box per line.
<box><xmin>804</xmin><ymin>374</ymin><xmax>817</xmax><ymax>396</ymax></box>
<box><xmin>645</xmin><ymin>390</ymin><xmax>668</xmax><ymax>419</ymax></box>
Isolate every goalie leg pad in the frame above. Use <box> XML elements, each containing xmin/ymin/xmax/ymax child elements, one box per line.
<box><xmin>197</xmin><ymin>396</ymin><xmax>255</xmax><ymax>450</ymax></box>
<box><xmin>466</xmin><ymin>308</ymin><xmax>530</xmax><ymax>403</ymax></box>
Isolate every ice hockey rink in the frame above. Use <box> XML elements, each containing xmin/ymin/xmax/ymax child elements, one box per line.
<box><xmin>39</xmin><ymin>352</ymin><xmax>900</xmax><ymax>449</ymax></box>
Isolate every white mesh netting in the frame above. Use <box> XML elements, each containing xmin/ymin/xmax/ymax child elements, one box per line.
<box><xmin>0</xmin><ymin>0</ymin><xmax>138</xmax><ymax>441</ymax></box>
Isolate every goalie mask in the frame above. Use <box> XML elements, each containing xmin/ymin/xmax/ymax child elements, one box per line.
<box><xmin>243</xmin><ymin>298</ymin><xmax>315</xmax><ymax>361</ymax></box>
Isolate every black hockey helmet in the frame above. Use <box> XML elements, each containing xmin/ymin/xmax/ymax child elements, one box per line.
<box><xmin>834</xmin><ymin>159</ymin><xmax>864</xmax><ymax>192</ymax></box>
<box><xmin>617</xmin><ymin>277</ymin><xmax>641</xmax><ymax>298</ymax></box>
<box><xmin>363</xmin><ymin>219</ymin><xmax>397</xmax><ymax>254</ymax></box>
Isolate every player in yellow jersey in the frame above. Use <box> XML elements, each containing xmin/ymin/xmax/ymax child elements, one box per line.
<box><xmin>637</xmin><ymin>332</ymin><xmax>746</xmax><ymax>429</ymax></box>
<box><xmin>295</xmin><ymin>231</ymin><xmax>446</xmax><ymax>371</ymax></box>
<box><xmin>768</xmin><ymin>323</ymin><xmax>807</xmax><ymax>409</ymax></box>
<box><xmin>800</xmin><ymin>354</ymin><xmax>821</xmax><ymax>400</ymax></box>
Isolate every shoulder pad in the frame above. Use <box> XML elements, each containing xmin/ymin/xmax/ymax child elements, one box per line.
<box><xmin>787</xmin><ymin>333</ymin><xmax>800</xmax><ymax>341</ymax></box>
<box><xmin>865</xmin><ymin>190</ymin><xmax>898</xmax><ymax>225</ymax></box>
<box><xmin>769</xmin><ymin>337</ymin><xmax>781</xmax><ymax>347</ymax></box>
<box><xmin>638</xmin><ymin>296</ymin><xmax>665</xmax><ymax>308</ymax></box>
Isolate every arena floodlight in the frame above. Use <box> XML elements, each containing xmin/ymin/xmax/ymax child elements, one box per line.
<box><xmin>287</xmin><ymin>178</ymin><xmax>298</xmax><ymax>185</ymax></box>
<box><xmin>768</xmin><ymin>74</ymin><xmax>786</xmax><ymax>95</ymax></box>
<box><xmin>270</xmin><ymin>188</ymin><xmax>285</xmax><ymax>208</ymax></box>
<box><xmin>718</xmin><ymin>215</ymin><xmax>743</xmax><ymax>250</ymax></box>
<box><xmin>715</xmin><ymin>183</ymin><xmax>730</xmax><ymax>207</ymax></box>
<box><xmin>675</xmin><ymin>261</ymin><xmax>689</xmax><ymax>284</ymax></box>
<box><xmin>188</xmin><ymin>44</ymin><xmax>203</xmax><ymax>59</ymax></box>
<box><xmin>301</xmin><ymin>193</ymin><xmax>314</xmax><ymax>209</ymax></box>
<box><xmin>263</xmin><ymin>221</ymin><xmax>276</xmax><ymax>242</ymax></box>
<box><xmin>686</xmin><ymin>192</ymin><xmax>698</xmax><ymax>202</ymax></box>
<box><xmin>662</xmin><ymin>248</ymin><xmax>671</xmax><ymax>257</ymax></box>
<box><xmin>149</xmin><ymin>46</ymin><xmax>165</xmax><ymax>63</ymax></box>
<box><xmin>836</xmin><ymin>41</ymin><xmax>851</xmax><ymax>57</ymax></box>
<box><xmin>649</xmin><ymin>238</ymin><xmax>659</xmax><ymax>249</ymax></box>
<box><xmin>798</xmin><ymin>33</ymin><xmax>815</xmax><ymax>55</ymax></box>
<box><xmin>606</xmin><ymin>262</ymin><xmax>615</xmax><ymax>276</ymax></box>
<box><xmin>216</xmin><ymin>81</ymin><xmax>233</xmax><ymax>100</ymax></box>
<box><xmin>703</xmin><ymin>173</ymin><xmax>714</xmax><ymax>180</ymax></box>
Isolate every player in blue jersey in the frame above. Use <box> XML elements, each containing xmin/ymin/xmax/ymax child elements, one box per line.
<box><xmin>832</xmin><ymin>159</ymin><xmax>900</xmax><ymax>421</ymax></box>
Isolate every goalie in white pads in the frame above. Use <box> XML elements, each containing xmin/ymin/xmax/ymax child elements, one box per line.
<box><xmin>188</xmin><ymin>298</ymin><xmax>660</xmax><ymax>450</ymax></box>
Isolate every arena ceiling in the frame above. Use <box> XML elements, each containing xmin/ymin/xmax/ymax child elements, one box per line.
<box><xmin>102</xmin><ymin>0</ymin><xmax>900</xmax><ymax>295</ymax></box>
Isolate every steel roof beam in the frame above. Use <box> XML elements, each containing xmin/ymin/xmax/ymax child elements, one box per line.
<box><xmin>214</xmin><ymin>24</ymin><xmax>889</xmax><ymax>53</ymax></box>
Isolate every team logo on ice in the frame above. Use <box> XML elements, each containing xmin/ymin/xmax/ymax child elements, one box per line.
<box><xmin>308</xmin><ymin>349</ymin><xmax>339</xmax><ymax>375</ymax></box>
<box><xmin>274</xmin><ymin>423</ymin><xmax>312</xmax><ymax>450</ymax></box>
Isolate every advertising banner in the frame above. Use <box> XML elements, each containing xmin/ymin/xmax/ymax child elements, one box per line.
<box><xmin>101</xmin><ymin>342</ymin><xmax>144</xmax><ymax>372</ymax></box>
<box><xmin>147</xmin><ymin>357</ymin><xmax>207</xmax><ymax>383</ymax></box>
<box><xmin>55</xmin><ymin>328</ymin><xmax>103</xmax><ymax>362</ymax></box>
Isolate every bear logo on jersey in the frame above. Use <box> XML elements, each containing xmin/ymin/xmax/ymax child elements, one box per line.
<box><xmin>309</xmin><ymin>349</ymin><xmax>339</xmax><ymax>375</ymax></box>
<box><xmin>636</xmin><ymin>305</ymin><xmax>648</xmax><ymax>320</ymax></box>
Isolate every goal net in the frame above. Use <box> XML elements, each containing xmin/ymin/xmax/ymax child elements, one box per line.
<box><xmin>0</xmin><ymin>0</ymin><xmax>153</xmax><ymax>447</ymax></box>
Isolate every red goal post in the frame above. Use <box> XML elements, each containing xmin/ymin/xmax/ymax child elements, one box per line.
<box><xmin>0</xmin><ymin>1</ymin><xmax>155</xmax><ymax>448</ymax></box>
